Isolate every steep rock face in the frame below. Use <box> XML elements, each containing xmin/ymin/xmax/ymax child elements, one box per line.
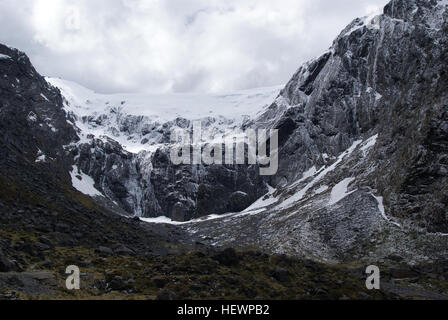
<box><xmin>249</xmin><ymin>0</ymin><xmax>448</xmax><ymax>232</ymax></box>
<box><xmin>73</xmin><ymin>137</ymin><xmax>146</xmax><ymax>215</ymax></box>
<box><xmin>0</xmin><ymin>44</ymin><xmax>77</xmax><ymax>188</ymax></box>
<box><xmin>162</xmin><ymin>0</ymin><xmax>448</xmax><ymax>264</ymax></box>
<box><xmin>51</xmin><ymin>79</ymin><xmax>273</xmax><ymax>220</ymax></box>
<box><xmin>149</xmin><ymin>147</ymin><xmax>266</xmax><ymax>221</ymax></box>
<box><xmin>73</xmin><ymin>135</ymin><xmax>267</xmax><ymax>220</ymax></box>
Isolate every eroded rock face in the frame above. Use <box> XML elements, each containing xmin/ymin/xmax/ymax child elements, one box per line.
<box><xmin>247</xmin><ymin>0</ymin><xmax>448</xmax><ymax>232</ymax></box>
<box><xmin>71</xmin><ymin>135</ymin><xmax>268</xmax><ymax>219</ymax></box>
<box><xmin>167</xmin><ymin>0</ymin><xmax>448</xmax><ymax>264</ymax></box>
<box><xmin>148</xmin><ymin>149</ymin><xmax>267</xmax><ymax>220</ymax></box>
<box><xmin>0</xmin><ymin>44</ymin><xmax>77</xmax><ymax>178</ymax></box>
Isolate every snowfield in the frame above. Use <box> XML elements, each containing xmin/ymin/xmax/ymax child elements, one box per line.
<box><xmin>70</xmin><ymin>165</ymin><xmax>103</xmax><ymax>197</ymax></box>
<box><xmin>47</xmin><ymin>77</ymin><xmax>282</xmax><ymax>154</ymax></box>
<box><xmin>47</xmin><ymin>78</ymin><xmax>282</xmax><ymax>122</ymax></box>
<box><xmin>329</xmin><ymin>178</ymin><xmax>356</xmax><ymax>206</ymax></box>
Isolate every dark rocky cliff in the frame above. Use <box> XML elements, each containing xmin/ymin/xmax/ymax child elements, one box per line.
<box><xmin>252</xmin><ymin>0</ymin><xmax>448</xmax><ymax>232</ymax></box>
<box><xmin>171</xmin><ymin>0</ymin><xmax>448</xmax><ymax>264</ymax></box>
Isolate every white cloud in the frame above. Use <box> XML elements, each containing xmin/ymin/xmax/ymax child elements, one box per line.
<box><xmin>0</xmin><ymin>0</ymin><xmax>389</xmax><ymax>93</ymax></box>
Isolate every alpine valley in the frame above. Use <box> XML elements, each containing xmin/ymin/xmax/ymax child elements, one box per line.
<box><xmin>1</xmin><ymin>0</ymin><xmax>448</xmax><ymax>300</ymax></box>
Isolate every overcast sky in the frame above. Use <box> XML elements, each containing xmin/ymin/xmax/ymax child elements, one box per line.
<box><xmin>0</xmin><ymin>0</ymin><xmax>389</xmax><ymax>94</ymax></box>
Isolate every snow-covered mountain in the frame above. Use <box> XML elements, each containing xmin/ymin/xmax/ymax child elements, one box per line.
<box><xmin>47</xmin><ymin>77</ymin><xmax>282</xmax><ymax>154</ymax></box>
<box><xmin>0</xmin><ymin>0</ymin><xmax>447</xmax><ymax>266</ymax></box>
<box><xmin>45</xmin><ymin>77</ymin><xmax>279</xmax><ymax>219</ymax></box>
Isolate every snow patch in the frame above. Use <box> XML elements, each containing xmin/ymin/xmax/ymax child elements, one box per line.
<box><xmin>367</xmin><ymin>87</ymin><xmax>382</xmax><ymax>101</ymax></box>
<box><xmin>314</xmin><ymin>185</ymin><xmax>329</xmax><ymax>195</ymax></box>
<box><xmin>290</xmin><ymin>166</ymin><xmax>319</xmax><ymax>188</ymax></box>
<box><xmin>232</xmin><ymin>208</ymin><xmax>267</xmax><ymax>218</ymax></box>
<box><xmin>35</xmin><ymin>155</ymin><xmax>47</xmax><ymax>163</ymax></box>
<box><xmin>141</xmin><ymin>213</ymin><xmax>230</xmax><ymax>226</ymax></box>
<box><xmin>372</xmin><ymin>194</ymin><xmax>401</xmax><ymax>227</ymax></box>
<box><xmin>242</xmin><ymin>185</ymin><xmax>278</xmax><ymax>212</ymax></box>
<box><xmin>27</xmin><ymin>112</ymin><xmax>38</xmax><ymax>123</ymax></box>
<box><xmin>277</xmin><ymin>140</ymin><xmax>362</xmax><ymax>210</ymax></box>
<box><xmin>344</xmin><ymin>11</ymin><xmax>381</xmax><ymax>37</ymax></box>
<box><xmin>139</xmin><ymin>216</ymin><xmax>187</xmax><ymax>225</ymax></box>
<box><xmin>329</xmin><ymin>178</ymin><xmax>356</xmax><ymax>206</ymax></box>
<box><xmin>70</xmin><ymin>166</ymin><xmax>103</xmax><ymax>197</ymax></box>
<box><xmin>35</xmin><ymin>149</ymin><xmax>48</xmax><ymax>163</ymax></box>
<box><xmin>0</xmin><ymin>54</ymin><xmax>11</xmax><ymax>60</ymax></box>
<box><xmin>360</xmin><ymin>134</ymin><xmax>378</xmax><ymax>156</ymax></box>
<box><xmin>40</xmin><ymin>93</ymin><xmax>50</xmax><ymax>102</ymax></box>
<box><xmin>141</xmin><ymin>203</ymin><xmax>269</xmax><ymax>226</ymax></box>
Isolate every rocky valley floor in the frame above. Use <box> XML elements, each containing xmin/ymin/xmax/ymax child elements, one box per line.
<box><xmin>1</xmin><ymin>203</ymin><xmax>448</xmax><ymax>300</ymax></box>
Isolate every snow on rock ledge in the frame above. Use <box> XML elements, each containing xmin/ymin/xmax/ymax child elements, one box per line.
<box><xmin>70</xmin><ymin>165</ymin><xmax>103</xmax><ymax>197</ymax></box>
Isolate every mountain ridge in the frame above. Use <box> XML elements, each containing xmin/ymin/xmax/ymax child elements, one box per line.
<box><xmin>0</xmin><ymin>0</ymin><xmax>447</xmax><ymax>265</ymax></box>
